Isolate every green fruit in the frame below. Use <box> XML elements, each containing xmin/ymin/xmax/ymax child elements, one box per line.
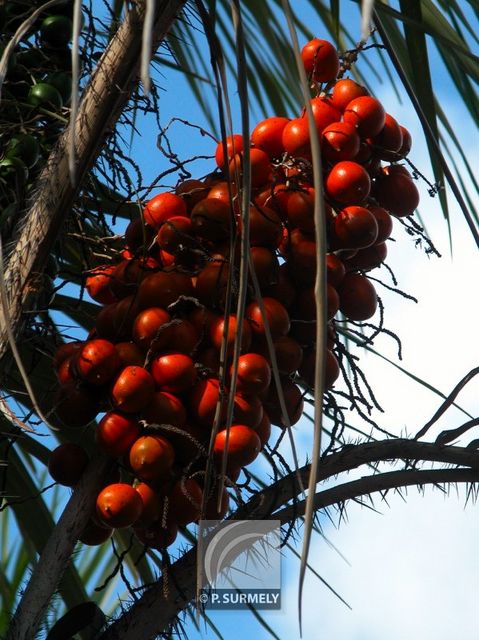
<box><xmin>28</xmin><ymin>82</ymin><xmax>63</xmax><ymax>110</ymax></box>
<box><xmin>40</xmin><ymin>15</ymin><xmax>73</xmax><ymax>48</ymax></box>
<box><xmin>46</xmin><ymin>71</ymin><xmax>72</xmax><ymax>104</ymax></box>
<box><xmin>0</xmin><ymin>157</ymin><xmax>28</xmax><ymax>186</ymax></box>
<box><xmin>6</xmin><ymin>134</ymin><xmax>40</xmax><ymax>168</ymax></box>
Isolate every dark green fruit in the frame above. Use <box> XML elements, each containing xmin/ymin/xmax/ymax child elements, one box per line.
<box><xmin>28</xmin><ymin>82</ymin><xmax>63</xmax><ymax>110</ymax></box>
<box><xmin>6</xmin><ymin>134</ymin><xmax>40</xmax><ymax>168</ymax></box>
<box><xmin>0</xmin><ymin>157</ymin><xmax>28</xmax><ymax>185</ymax></box>
<box><xmin>40</xmin><ymin>15</ymin><xmax>73</xmax><ymax>47</ymax></box>
<box><xmin>46</xmin><ymin>71</ymin><xmax>72</xmax><ymax>104</ymax></box>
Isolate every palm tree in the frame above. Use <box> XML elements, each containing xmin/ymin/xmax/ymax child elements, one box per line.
<box><xmin>0</xmin><ymin>1</ymin><xmax>478</xmax><ymax>638</ymax></box>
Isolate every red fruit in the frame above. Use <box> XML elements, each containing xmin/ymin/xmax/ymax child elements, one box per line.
<box><xmin>343</xmin><ymin>96</ymin><xmax>386</xmax><ymax>138</ymax></box>
<box><xmin>194</xmin><ymin>261</ymin><xmax>230</xmax><ymax>309</ymax></box>
<box><xmin>144</xmin><ymin>192</ymin><xmax>187</xmax><ymax>230</ymax></box>
<box><xmin>326</xmin><ymin>254</ymin><xmax>346</xmax><ymax>287</ymax></box>
<box><xmin>321</xmin><ymin>121</ymin><xmax>360</xmax><ymax>161</ymax></box>
<box><xmin>214</xmin><ymin>425</ymin><xmax>261</xmax><ymax>469</ymax></box>
<box><xmin>286</xmin><ymin>186</ymin><xmax>315</xmax><ymax>233</ymax></box>
<box><xmin>282</xmin><ymin>117</ymin><xmax>313</xmax><ymax>158</ymax></box>
<box><xmin>96</xmin><ymin>412</ymin><xmax>141</xmax><ymax>457</ymax></box>
<box><xmin>250</xmin><ymin>246</ymin><xmax>279</xmax><ymax>288</ymax></box>
<box><xmin>56</xmin><ymin>356</ymin><xmax>77</xmax><ymax>385</ymax></box>
<box><xmin>289</xmin><ymin>229</ymin><xmax>317</xmax><ymax>283</ymax></box>
<box><xmin>138</xmin><ymin>271</ymin><xmax>194</xmax><ymax>310</ymax></box>
<box><xmin>333</xmin><ymin>206</ymin><xmax>379</xmax><ymax>249</ymax></box>
<box><xmin>190</xmin><ymin>198</ymin><xmax>232</xmax><ymax>242</ymax></box>
<box><xmin>301</xmin><ymin>38</ymin><xmax>340</xmax><ymax>82</ymax></box>
<box><xmin>262</xmin><ymin>380</ymin><xmax>304</xmax><ymax>428</ymax></box>
<box><xmin>168</xmin><ymin>478</ymin><xmax>203</xmax><ymax>526</ymax></box>
<box><xmin>297</xmin><ymin>284</ymin><xmax>340</xmax><ymax>322</ymax></box>
<box><xmin>367</xmin><ymin>205</ymin><xmax>393</xmax><ymax>242</ymax></box>
<box><xmin>111</xmin><ymin>366</ymin><xmax>155</xmax><ymax>413</ymax></box>
<box><xmin>249</xmin><ymin>204</ymin><xmax>283</xmax><ymax>248</ymax></box>
<box><xmin>48</xmin><ymin>443</ymin><xmax>89</xmax><ymax>487</ymax></box>
<box><xmin>310</xmin><ymin>97</ymin><xmax>341</xmax><ymax>132</ymax></box>
<box><xmin>207</xmin><ymin>181</ymin><xmax>239</xmax><ymax>212</ymax></box>
<box><xmin>233</xmin><ymin>353</ymin><xmax>271</xmax><ymax>395</ymax></box>
<box><xmin>251</xmin><ymin>116</ymin><xmax>290</xmax><ymax>158</ymax></box>
<box><xmin>96</xmin><ymin>483</ymin><xmax>143</xmax><ymax>528</ymax></box>
<box><xmin>115</xmin><ymin>341</ymin><xmax>145</xmax><ymax>367</ymax></box>
<box><xmin>331</xmin><ymin>78</ymin><xmax>368</xmax><ymax>112</ymax></box>
<box><xmin>209</xmin><ymin>314</ymin><xmax>253</xmax><ymax>356</ymax></box>
<box><xmin>344</xmin><ymin>241</ymin><xmax>387</xmax><ymax>271</ymax></box>
<box><xmin>75</xmin><ymin>339</ymin><xmax>121</xmax><ymax>386</ymax></box>
<box><xmin>129</xmin><ymin>435</ymin><xmax>175</xmax><ymax>482</ymax></box>
<box><xmin>255</xmin><ymin>412</ymin><xmax>272</xmax><ymax>448</ymax></box>
<box><xmin>134</xmin><ymin>521</ymin><xmax>178</xmax><ymax>548</ymax></box>
<box><xmin>54</xmin><ymin>383</ymin><xmax>99</xmax><ymax>427</ymax></box>
<box><xmin>124</xmin><ymin>217</ymin><xmax>154</xmax><ymax>251</ymax></box>
<box><xmin>156</xmin><ymin>216</ymin><xmax>193</xmax><ymax>253</ymax></box>
<box><xmin>246</xmin><ymin>297</ymin><xmax>290</xmax><ymax>339</ymax></box>
<box><xmin>79</xmin><ymin>519</ymin><xmax>113</xmax><ymax>546</ymax></box>
<box><xmin>263</xmin><ymin>263</ymin><xmax>296</xmax><ymax>309</ymax></box>
<box><xmin>228</xmin><ymin>147</ymin><xmax>271</xmax><ymax>187</ymax></box>
<box><xmin>132</xmin><ymin>307</ymin><xmax>171</xmax><ymax>352</ymax></box>
<box><xmin>95</xmin><ymin>295</ymin><xmax>141</xmax><ymax>342</ymax></box>
<box><xmin>175</xmin><ymin>178</ymin><xmax>208</xmax><ymax>211</ymax></box>
<box><xmin>54</xmin><ymin>342</ymin><xmax>83</xmax><ymax>369</ymax></box>
<box><xmin>230</xmin><ymin>393</ymin><xmax>263</xmax><ymax>429</ymax></box>
<box><xmin>337</xmin><ymin>273</ymin><xmax>377</xmax><ymax>320</ymax></box>
<box><xmin>215</xmin><ymin>134</ymin><xmax>243</xmax><ymax>169</ymax></box>
<box><xmin>372</xmin><ymin>167</ymin><xmax>419</xmax><ymax>217</ymax></box>
<box><xmin>299</xmin><ymin>349</ymin><xmax>340</xmax><ymax>389</ymax></box>
<box><xmin>398</xmin><ymin>126</ymin><xmax>412</xmax><ymax>157</ymax></box>
<box><xmin>150</xmin><ymin>352</ymin><xmax>197</xmax><ymax>393</ymax></box>
<box><xmin>188</xmin><ymin>377</ymin><xmax>224</xmax><ymax>427</ymax></box>
<box><xmin>372</xmin><ymin>113</ymin><xmax>403</xmax><ymax>158</ymax></box>
<box><xmin>142</xmin><ymin>390</ymin><xmax>187</xmax><ymax>427</ymax></box>
<box><xmin>109</xmin><ymin>258</ymin><xmax>154</xmax><ymax>300</ymax></box>
<box><xmin>325</xmin><ymin>161</ymin><xmax>371</xmax><ymax>204</ymax></box>
<box><xmin>135</xmin><ymin>482</ymin><xmax>162</xmax><ymax>526</ymax></box>
<box><xmin>85</xmin><ymin>265</ymin><xmax>116</xmax><ymax>305</ymax></box>
<box><xmin>255</xmin><ymin>183</ymin><xmax>291</xmax><ymax>219</ymax></box>
<box><xmin>271</xmin><ymin>336</ymin><xmax>303</xmax><ymax>375</ymax></box>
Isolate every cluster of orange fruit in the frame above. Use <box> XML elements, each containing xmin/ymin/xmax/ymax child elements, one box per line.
<box><xmin>48</xmin><ymin>37</ymin><xmax>419</xmax><ymax>548</ymax></box>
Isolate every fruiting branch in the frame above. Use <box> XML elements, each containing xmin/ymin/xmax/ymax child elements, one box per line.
<box><xmin>97</xmin><ymin>437</ymin><xmax>479</xmax><ymax>639</ymax></box>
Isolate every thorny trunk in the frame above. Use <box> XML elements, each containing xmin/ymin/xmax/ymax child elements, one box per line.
<box><xmin>4</xmin><ymin>2</ymin><xmax>186</xmax><ymax>638</ymax></box>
